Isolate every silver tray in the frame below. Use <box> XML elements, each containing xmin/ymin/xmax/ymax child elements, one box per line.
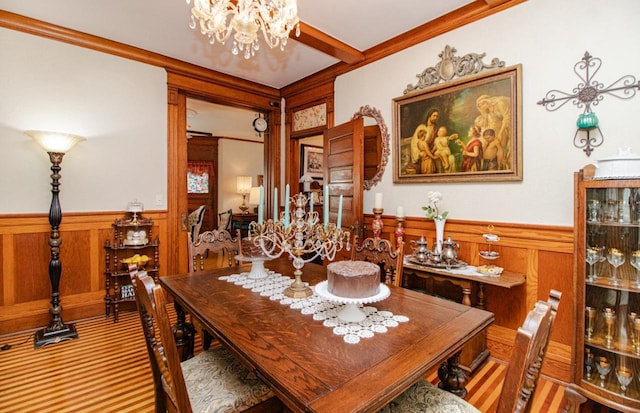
<box><xmin>407</xmin><ymin>257</ymin><xmax>467</xmax><ymax>269</ymax></box>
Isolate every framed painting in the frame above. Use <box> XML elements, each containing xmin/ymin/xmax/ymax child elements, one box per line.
<box><xmin>301</xmin><ymin>145</ymin><xmax>324</xmax><ymax>179</ymax></box>
<box><xmin>393</xmin><ymin>64</ymin><xmax>522</xmax><ymax>183</ymax></box>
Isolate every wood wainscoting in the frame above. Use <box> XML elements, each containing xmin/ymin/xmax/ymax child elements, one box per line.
<box><xmin>0</xmin><ymin>211</ymin><xmax>168</xmax><ymax>334</ymax></box>
<box><xmin>363</xmin><ymin>213</ymin><xmax>575</xmax><ymax>383</ymax></box>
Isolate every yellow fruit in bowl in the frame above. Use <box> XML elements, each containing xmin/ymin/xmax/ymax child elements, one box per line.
<box><xmin>121</xmin><ymin>253</ymin><xmax>150</xmax><ymax>268</ymax></box>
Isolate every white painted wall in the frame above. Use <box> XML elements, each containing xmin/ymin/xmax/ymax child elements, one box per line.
<box><xmin>0</xmin><ymin>28</ymin><xmax>167</xmax><ymax>213</ymax></box>
<box><xmin>335</xmin><ymin>0</ymin><xmax>640</xmax><ymax>226</ymax></box>
<box><xmin>219</xmin><ymin>139</ymin><xmax>264</xmax><ymax>213</ymax></box>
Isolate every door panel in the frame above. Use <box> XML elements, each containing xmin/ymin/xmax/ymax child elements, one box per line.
<box><xmin>187</xmin><ymin>136</ymin><xmax>219</xmax><ymax>232</ymax></box>
<box><xmin>329</xmin><ymin>168</ymin><xmax>354</xmax><ymax>182</ymax></box>
<box><xmin>324</xmin><ymin>118</ymin><xmax>364</xmax><ymax>261</ymax></box>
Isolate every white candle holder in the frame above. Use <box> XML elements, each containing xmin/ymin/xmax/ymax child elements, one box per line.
<box><xmin>249</xmin><ymin>192</ymin><xmax>350</xmax><ymax>298</ymax></box>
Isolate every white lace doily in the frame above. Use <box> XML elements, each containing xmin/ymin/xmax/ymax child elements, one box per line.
<box><xmin>219</xmin><ymin>271</ymin><xmax>409</xmax><ymax>344</ymax></box>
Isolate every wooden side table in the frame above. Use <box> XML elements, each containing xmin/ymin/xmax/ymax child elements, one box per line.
<box><xmin>402</xmin><ymin>261</ymin><xmax>525</xmax><ymax>374</ymax></box>
<box><xmin>232</xmin><ymin>213</ymin><xmax>258</xmax><ymax>238</ymax></box>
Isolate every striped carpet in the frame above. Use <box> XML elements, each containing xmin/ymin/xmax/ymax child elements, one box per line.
<box><xmin>425</xmin><ymin>357</ymin><xmax>568</xmax><ymax>412</ymax></box>
<box><xmin>0</xmin><ymin>306</ymin><xmax>567</xmax><ymax>413</ymax></box>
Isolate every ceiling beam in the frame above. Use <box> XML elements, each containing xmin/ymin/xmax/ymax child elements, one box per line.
<box><xmin>283</xmin><ymin>0</ymin><xmax>527</xmax><ymax>95</ymax></box>
<box><xmin>294</xmin><ymin>21</ymin><xmax>365</xmax><ymax>65</ymax></box>
<box><xmin>482</xmin><ymin>0</ymin><xmax>513</xmax><ymax>6</ymax></box>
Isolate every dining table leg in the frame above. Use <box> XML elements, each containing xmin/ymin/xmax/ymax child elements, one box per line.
<box><xmin>172</xmin><ymin>302</ymin><xmax>195</xmax><ymax>361</ymax></box>
<box><xmin>437</xmin><ymin>351</ymin><xmax>469</xmax><ymax>398</ymax></box>
<box><xmin>477</xmin><ymin>284</ymin><xmax>486</xmax><ymax>310</ymax></box>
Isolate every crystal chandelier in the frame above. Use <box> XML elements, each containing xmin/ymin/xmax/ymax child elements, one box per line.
<box><xmin>187</xmin><ymin>0</ymin><xmax>300</xmax><ymax>59</ymax></box>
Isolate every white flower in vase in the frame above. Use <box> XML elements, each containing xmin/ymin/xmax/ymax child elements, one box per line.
<box><xmin>422</xmin><ymin>191</ymin><xmax>449</xmax><ymax>221</ymax></box>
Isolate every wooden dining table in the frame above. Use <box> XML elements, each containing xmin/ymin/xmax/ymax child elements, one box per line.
<box><xmin>160</xmin><ymin>259</ymin><xmax>494</xmax><ymax>413</ymax></box>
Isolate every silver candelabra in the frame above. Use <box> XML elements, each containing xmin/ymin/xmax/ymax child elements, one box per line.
<box><xmin>249</xmin><ymin>192</ymin><xmax>350</xmax><ymax>298</ymax></box>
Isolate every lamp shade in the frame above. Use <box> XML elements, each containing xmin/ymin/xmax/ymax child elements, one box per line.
<box><xmin>26</xmin><ymin>130</ymin><xmax>85</xmax><ymax>153</ymax></box>
<box><xmin>299</xmin><ymin>174</ymin><xmax>313</xmax><ymax>192</ymax></box>
<box><xmin>236</xmin><ymin>175</ymin><xmax>252</xmax><ymax>194</ymax></box>
<box><xmin>248</xmin><ymin>187</ymin><xmax>261</xmax><ymax>205</ymax></box>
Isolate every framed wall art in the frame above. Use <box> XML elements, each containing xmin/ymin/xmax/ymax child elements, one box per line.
<box><xmin>393</xmin><ymin>64</ymin><xmax>522</xmax><ymax>183</ymax></box>
<box><xmin>301</xmin><ymin>145</ymin><xmax>324</xmax><ymax>179</ymax></box>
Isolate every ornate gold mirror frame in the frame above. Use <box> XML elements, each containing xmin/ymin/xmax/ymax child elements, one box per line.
<box><xmin>352</xmin><ymin>105</ymin><xmax>390</xmax><ymax>190</ymax></box>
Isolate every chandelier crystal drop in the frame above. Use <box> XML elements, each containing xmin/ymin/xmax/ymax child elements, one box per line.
<box><xmin>187</xmin><ymin>0</ymin><xmax>300</xmax><ymax>59</ymax></box>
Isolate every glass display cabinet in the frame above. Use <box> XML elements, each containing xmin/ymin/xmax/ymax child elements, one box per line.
<box><xmin>572</xmin><ymin>169</ymin><xmax>640</xmax><ymax>411</ymax></box>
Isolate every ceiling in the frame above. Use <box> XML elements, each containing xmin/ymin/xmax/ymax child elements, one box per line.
<box><xmin>0</xmin><ymin>0</ymin><xmax>478</xmax><ymax>89</ymax></box>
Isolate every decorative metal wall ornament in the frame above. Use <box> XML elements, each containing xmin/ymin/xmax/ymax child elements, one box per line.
<box><xmin>537</xmin><ymin>51</ymin><xmax>640</xmax><ymax>156</ymax></box>
<box><xmin>403</xmin><ymin>45</ymin><xmax>505</xmax><ymax>95</ymax></box>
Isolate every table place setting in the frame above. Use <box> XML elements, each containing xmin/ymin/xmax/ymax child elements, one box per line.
<box><xmin>220</xmin><ymin>269</ymin><xmax>409</xmax><ymax>344</ymax></box>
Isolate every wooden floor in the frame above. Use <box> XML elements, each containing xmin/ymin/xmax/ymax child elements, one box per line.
<box><xmin>0</xmin><ymin>303</ymin><xmax>569</xmax><ymax>413</ymax></box>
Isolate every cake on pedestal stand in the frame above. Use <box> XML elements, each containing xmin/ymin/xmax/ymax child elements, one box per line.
<box><xmin>234</xmin><ymin>255</ymin><xmax>272</xmax><ymax>279</ymax></box>
<box><xmin>314</xmin><ymin>281</ymin><xmax>390</xmax><ymax>322</ymax></box>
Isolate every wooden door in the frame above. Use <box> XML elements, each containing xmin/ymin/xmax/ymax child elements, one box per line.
<box><xmin>323</xmin><ymin>118</ymin><xmax>364</xmax><ymax>261</ymax></box>
<box><xmin>187</xmin><ymin>136</ymin><xmax>218</xmax><ymax>232</ymax></box>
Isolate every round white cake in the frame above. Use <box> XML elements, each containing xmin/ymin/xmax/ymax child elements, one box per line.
<box><xmin>327</xmin><ymin>260</ymin><xmax>380</xmax><ymax>298</ymax></box>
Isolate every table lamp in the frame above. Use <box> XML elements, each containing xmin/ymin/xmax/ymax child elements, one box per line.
<box><xmin>26</xmin><ymin>130</ymin><xmax>85</xmax><ymax>348</ymax></box>
<box><xmin>237</xmin><ymin>175</ymin><xmax>252</xmax><ymax>213</ymax></box>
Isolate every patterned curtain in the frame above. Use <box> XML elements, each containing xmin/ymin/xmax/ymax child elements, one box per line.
<box><xmin>187</xmin><ymin>161</ymin><xmax>213</xmax><ymax>194</ymax></box>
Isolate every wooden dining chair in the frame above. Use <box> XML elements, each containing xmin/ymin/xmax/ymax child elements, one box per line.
<box><xmin>188</xmin><ymin>229</ymin><xmax>240</xmax><ymax>272</ymax></box>
<box><xmin>130</xmin><ymin>269</ymin><xmax>281</xmax><ymax>413</ymax></box>
<box><xmin>351</xmin><ymin>235</ymin><xmax>404</xmax><ymax>287</ymax></box>
<box><xmin>217</xmin><ymin>208</ymin><xmax>233</xmax><ymax>232</ymax></box>
<box><xmin>381</xmin><ymin>290</ymin><xmax>562</xmax><ymax>413</ymax></box>
<box><xmin>188</xmin><ymin>205</ymin><xmax>206</xmax><ymax>243</ymax></box>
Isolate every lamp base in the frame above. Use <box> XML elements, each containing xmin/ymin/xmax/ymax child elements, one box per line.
<box><xmin>34</xmin><ymin>322</ymin><xmax>78</xmax><ymax>348</ymax></box>
<box><xmin>239</xmin><ymin>193</ymin><xmax>249</xmax><ymax>213</ymax></box>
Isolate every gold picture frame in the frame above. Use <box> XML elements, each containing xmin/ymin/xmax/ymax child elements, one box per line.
<box><xmin>393</xmin><ymin>64</ymin><xmax>522</xmax><ymax>183</ymax></box>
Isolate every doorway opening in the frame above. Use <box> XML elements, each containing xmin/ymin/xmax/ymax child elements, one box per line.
<box><xmin>186</xmin><ymin>98</ymin><xmax>265</xmax><ymax>234</ymax></box>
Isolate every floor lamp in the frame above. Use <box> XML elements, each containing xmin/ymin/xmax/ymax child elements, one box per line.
<box><xmin>27</xmin><ymin>130</ymin><xmax>85</xmax><ymax>348</ymax></box>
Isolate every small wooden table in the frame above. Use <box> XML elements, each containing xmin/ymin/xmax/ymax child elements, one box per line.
<box><xmin>402</xmin><ymin>261</ymin><xmax>525</xmax><ymax>374</ymax></box>
<box><xmin>161</xmin><ymin>259</ymin><xmax>494</xmax><ymax>413</ymax></box>
<box><xmin>403</xmin><ymin>261</ymin><xmax>526</xmax><ymax>309</ymax></box>
<box><xmin>231</xmin><ymin>213</ymin><xmax>257</xmax><ymax>238</ymax></box>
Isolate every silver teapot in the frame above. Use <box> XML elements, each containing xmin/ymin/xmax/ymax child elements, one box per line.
<box><xmin>410</xmin><ymin>235</ymin><xmax>429</xmax><ymax>262</ymax></box>
<box><xmin>441</xmin><ymin>236</ymin><xmax>460</xmax><ymax>267</ymax></box>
